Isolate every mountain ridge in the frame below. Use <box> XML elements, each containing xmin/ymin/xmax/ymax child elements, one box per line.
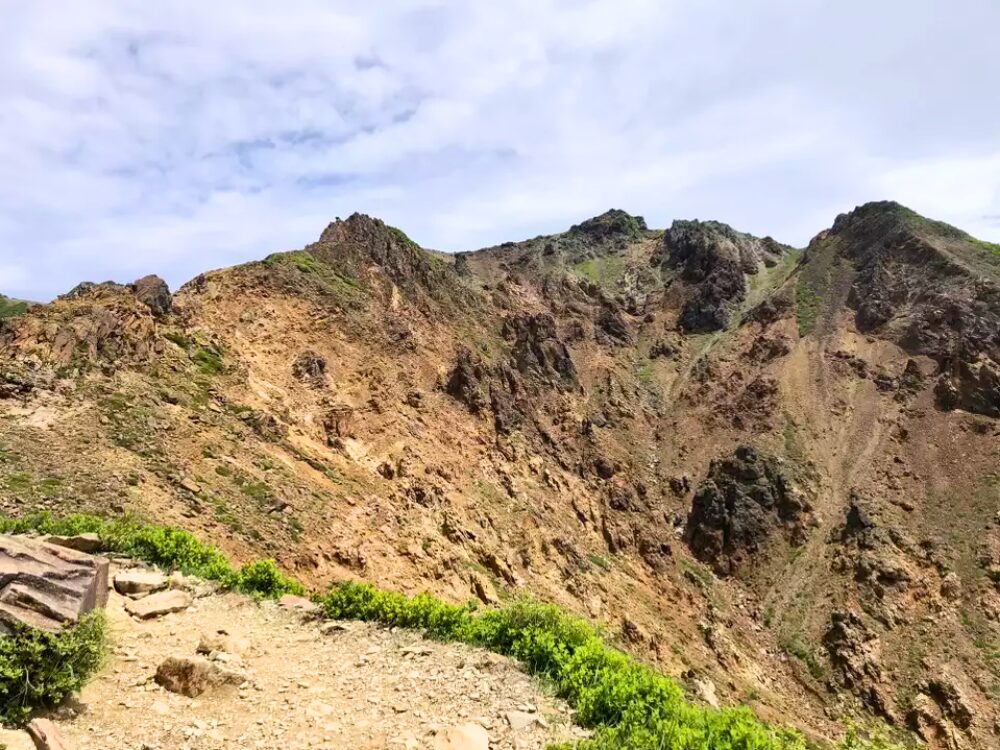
<box><xmin>1</xmin><ymin>199</ymin><xmax>998</xmax><ymax>748</ymax></box>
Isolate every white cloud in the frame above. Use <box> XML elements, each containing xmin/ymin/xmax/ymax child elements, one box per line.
<box><xmin>0</xmin><ymin>0</ymin><xmax>998</xmax><ymax>300</ymax></box>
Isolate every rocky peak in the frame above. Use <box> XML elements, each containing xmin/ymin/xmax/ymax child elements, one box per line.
<box><xmin>664</xmin><ymin>220</ymin><xmax>786</xmax><ymax>276</ymax></box>
<box><xmin>817</xmin><ymin>202</ymin><xmax>1000</xmax><ymax>417</ymax></box>
<box><xmin>310</xmin><ymin>213</ymin><xmax>471</xmax><ymax>310</ymax></box>
<box><xmin>132</xmin><ymin>275</ymin><xmax>172</xmax><ymax>317</ymax></box>
<box><xmin>663</xmin><ymin>220</ymin><xmax>788</xmax><ymax>332</ymax></box>
<box><xmin>567</xmin><ymin>209</ymin><xmax>647</xmax><ymax>245</ymax></box>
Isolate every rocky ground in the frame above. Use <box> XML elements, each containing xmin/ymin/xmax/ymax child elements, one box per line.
<box><xmin>0</xmin><ymin>567</ymin><xmax>586</xmax><ymax>750</ymax></box>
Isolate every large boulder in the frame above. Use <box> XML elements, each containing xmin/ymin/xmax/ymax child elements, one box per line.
<box><xmin>0</xmin><ymin>535</ymin><xmax>109</xmax><ymax>634</ymax></box>
<box><xmin>131</xmin><ymin>275</ymin><xmax>172</xmax><ymax>316</ymax></box>
<box><xmin>685</xmin><ymin>446</ymin><xmax>810</xmax><ymax>575</ymax></box>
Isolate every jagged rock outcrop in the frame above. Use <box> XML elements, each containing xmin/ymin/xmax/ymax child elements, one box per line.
<box><xmin>132</xmin><ymin>275</ymin><xmax>172</xmax><ymax>316</ymax></box>
<box><xmin>445</xmin><ymin>347</ymin><xmax>491</xmax><ymax>415</ymax></box>
<box><xmin>0</xmin><ymin>281</ymin><xmax>165</xmax><ymax>366</ymax></box>
<box><xmin>823</xmin><ymin>611</ymin><xmax>891</xmax><ymax>717</ymax></box>
<box><xmin>444</xmin><ymin>314</ymin><xmax>577</xmax><ymax>435</ymax></box>
<box><xmin>685</xmin><ymin>446</ymin><xmax>810</xmax><ymax>575</ymax></box>
<box><xmin>310</xmin><ymin>213</ymin><xmax>473</xmax><ymax>310</ymax></box>
<box><xmin>663</xmin><ymin>220</ymin><xmax>787</xmax><ymax>332</ymax></box>
<box><xmin>502</xmin><ymin>313</ymin><xmax>578</xmax><ymax>387</ymax></box>
<box><xmin>826</xmin><ymin>201</ymin><xmax>1000</xmax><ymax>417</ymax></box>
<box><xmin>0</xmin><ymin>535</ymin><xmax>109</xmax><ymax>634</ymax></box>
<box><xmin>831</xmin><ymin>495</ymin><xmax>912</xmax><ymax>598</ymax></box>
<box><xmin>292</xmin><ymin>350</ymin><xmax>327</xmax><ymax>387</ymax></box>
<box><xmin>567</xmin><ymin>209</ymin><xmax>647</xmax><ymax>247</ymax></box>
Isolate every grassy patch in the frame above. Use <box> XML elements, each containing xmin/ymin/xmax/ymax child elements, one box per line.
<box><xmin>388</xmin><ymin>225</ymin><xmax>419</xmax><ymax>249</ymax></box>
<box><xmin>0</xmin><ymin>296</ymin><xmax>28</xmax><ymax>319</ymax></box>
<box><xmin>635</xmin><ymin>361</ymin><xmax>655</xmax><ymax>385</ymax></box>
<box><xmin>587</xmin><ymin>553</ymin><xmax>613</xmax><ymax>572</ymax></box>
<box><xmin>780</xmin><ymin>633</ymin><xmax>825</xmax><ymax>681</ymax></box>
<box><xmin>573</xmin><ymin>255</ymin><xmax>626</xmax><ymax>288</ymax></box>
<box><xmin>795</xmin><ymin>283</ymin><xmax>822</xmax><ymax>336</ymax></box>
<box><xmin>2</xmin><ymin>470</ymin><xmax>65</xmax><ymax>502</ymax></box>
<box><xmin>99</xmin><ymin>393</ymin><xmax>163</xmax><ymax>457</ymax></box>
<box><xmin>679</xmin><ymin>558</ymin><xmax>714</xmax><ymax>589</ymax></box>
<box><xmin>263</xmin><ymin>250</ymin><xmax>367</xmax><ymax>302</ymax></box>
<box><xmin>191</xmin><ymin>346</ymin><xmax>224</xmax><ymax>376</ymax></box>
<box><xmin>0</xmin><ymin>612</ymin><xmax>108</xmax><ymax>725</ymax></box>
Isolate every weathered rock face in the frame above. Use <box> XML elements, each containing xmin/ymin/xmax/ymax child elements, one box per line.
<box><xmin>828</xmin><ymin>201</ymin><xmax>1000</xmax><ymax>418</ymax></box>
<box><xmin>685</xmin><ymin>446</ymin><xmax>809</xmax><ymax>575</ymax></box>
<box><xmin>502</xmin><ymin>313</ymin><xmax>577</xmax><ymax>387</ymax></box>
<box><xmin>312</xmin><ymin>213</ymin><xmax>472</xmax><ymax>309</ymax></box>
<box><xmin>0</xmin><ymin>282</ymin><xmax>164</xmax><ymax>366</ymax></box>
<box><xmin>663</xmin><ymin>220</ymin><xmax>787</xmax><ymax>333</ymax></box>
<box><xmin>0</xmin><ymin>535</ymin><xmax>109</xmax><ymax>634</ymax></box>
<box><xmin>291</xmin><ymin>350</ymin><xmax>327</xmax><ymax>387</ymax></box>
<box><xmin>446</xmin><ymin>315</ymin><xmax>578</xmax><ymax>435</ymax></box>
<box><xmin>831</xmin><ymin>496</ymin><xmax>912</xmax><ymax>599</ymax></box>
<box><xmin>445</xmin><ymin>347</ymin><xmax>490</xmax><ymax>416</ymax></box>
<box><xmin>131</xmin><ymin>275</ymin><xmax>172</xmax><ymax>316</ymax></box>
<box><xmin>823</xmin><ymin>611</ymin><xmax>891</xmax><ymax>717</ymax></box>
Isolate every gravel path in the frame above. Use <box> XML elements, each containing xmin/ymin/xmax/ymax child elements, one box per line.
<box><xmin>23</xmin><ymin>585</ymin><xmax>588</xmax><ymax>750</ymax></box>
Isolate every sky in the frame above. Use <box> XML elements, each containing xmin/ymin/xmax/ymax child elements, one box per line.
<box><xmin>1</xmin><ymin>1</ymin><xmax>998</xmax><ymax>301</ymax></box>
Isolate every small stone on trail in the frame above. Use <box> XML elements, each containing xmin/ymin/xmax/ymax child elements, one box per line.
<box><xmin>125</xmin><ymin>589</ymin><xmax>192</xmax><ymax>619</ymax></box>
<box><xmin>505</xmin><ymin>710</ymin><xmax>539</xmax><ymax>731</ymax></box>
<box><xmin>114</xmin><ymin>570</ymin><xmax>168</xmax><ymax>596</ymax></box>
<box><xmin>432</xmin><ymin>723</ymin><xmax>490</xmax><ymax>750</ymax></box>
<box><xmin>278</xmin><ymin>594</ymin><xmax>319</xmax><ymax>613</ymax></box>
<box><xmin>154</xmin><ymin>655</ymin><xmax>244</xmax><ymax>698</ymax></box>
<box><xmin>197</xmin><ymin>629</ymin><xmax>250</xmax><ymax>656</ymax></box>
<box><xmin>26</xmin><ymin>718</ymin><xmax>73</xmax><ymax>750</ymax></box>
<box><xmin>318</xmin><ymin>621</ymin><xmax>351</xmax><ymax>635</ymax></box>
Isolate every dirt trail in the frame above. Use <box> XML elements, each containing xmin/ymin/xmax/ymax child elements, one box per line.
<box><xmin>4</xmin><ymin>587</ymin><xmax>586</xmax><ymax>750</ymax></box>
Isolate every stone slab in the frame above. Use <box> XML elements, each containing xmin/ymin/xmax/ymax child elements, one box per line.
<box><xmin>0</xmin><ymin>534</ymin><xmax>109</xmax><ymax>634</ymax></box>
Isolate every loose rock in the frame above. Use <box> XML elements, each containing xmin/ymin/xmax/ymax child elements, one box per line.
<box><xmin>114</xmin><ymin>570</ymin><xmax>168</xmax><ymax>596</ymax></box>
<box><xmin>26</xmin><ymin>718</ymin><xmax>72</xmax><ymax>750</ymax></box>
<box><xmin>125</xmin><ymin>589</ymin><xmax>191</xmax><ymax>619</ymax></box>
<box><xmin>154</xmin><ymin>656</ymin><xmax>244</xmax><ymax>698</ymax></box>
<box><xmin>432</xmin><ymin>723</ymin><xmax>490</xmax><ymax>750</ymax></box>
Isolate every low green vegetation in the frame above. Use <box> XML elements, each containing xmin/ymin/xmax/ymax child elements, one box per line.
<box><xmin>795</xmin><ymin>282</ymin><xmax>822</xmax><ymax>336</ymax></box>
<box><xmin>1</xmin><ymin>471</ymin><xmax>63</xmax><ymax>501</ymax></box>
<box><xmin>0</xmin><ymin>295</ymin><xmax>28</xmax><ymax>319</ymax></box>
<box><xmin>388</xmin><ymin>225</ymin><xmax>419</xmax><ymax>249</ymax></box>
<box><xmin>191</xmin><ymin>346</ymin><xmax>224</xmax><ymax>376</ymax></box>
<box><xmin>321</xmin><ymin>582</ymin><xmax>809</xmax><ymax>750</ymax></box>
<box><xmin>780</xmin><ymin>633</ymin><xmax>825</xmax><ymax>681</ymax></box>
<box><xmin>0</xmin><ymin>612</ymin><xmax>107</xmax><ymax>725</ymax></box>
<box><xmin>0</xmin><ymin>512</ymin><xmax>901</xmax><ymax>748</ymax></box>
<box><xmin>262</xmin><ymin>250</ymin><xmax>366</xmax><ymax>303</ymax></box>
<box><xmin>573</xmin><ymin>255</ymin><xmax>626</xmax><ymax>288</ymax></box>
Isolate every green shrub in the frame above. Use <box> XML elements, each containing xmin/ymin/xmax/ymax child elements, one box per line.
<box><xmin>0</xmin><ymin>612</ymin><xmax>108</xmax><ymax>725</ymax></box>
<box><xmin>191</xmin><ymin>347</ymin><xmax>224</xmax><ymax>375</ymax></box>
<box><xmin>225</xmin><ymin>559</ymin><xmax>305</xmax><ymax>599</ymax></box>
